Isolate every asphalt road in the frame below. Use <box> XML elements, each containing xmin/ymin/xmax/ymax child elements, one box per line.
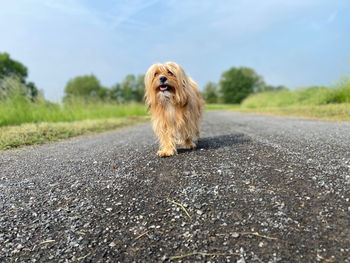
<box><xmin>1</xmin><ymin>111</ymin><xmax>349</xmax><ymax>262</ymax></box>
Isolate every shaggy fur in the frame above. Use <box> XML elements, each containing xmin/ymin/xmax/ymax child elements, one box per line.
<box><xmin>144</xmin><ymin>62</ymin><xmax>204</xmax><ymax>157</ymax></box>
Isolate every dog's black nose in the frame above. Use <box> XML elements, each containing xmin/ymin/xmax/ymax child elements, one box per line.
<box><xmin>159</xmin><ymin>76</ymin><xmax>167</xmax><ymax>83</ymax></box>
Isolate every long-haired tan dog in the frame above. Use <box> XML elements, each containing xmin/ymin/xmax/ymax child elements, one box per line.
<box><xmin>144</xmin><ymin>62</ymin><xmax>204</xmax><ymax>157</ymax></box>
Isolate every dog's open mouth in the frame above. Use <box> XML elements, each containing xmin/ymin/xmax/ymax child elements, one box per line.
<box><xmin>159</xmin><ymin>85</ymin><xmax>170</xmax><ymax>92</ymax></box>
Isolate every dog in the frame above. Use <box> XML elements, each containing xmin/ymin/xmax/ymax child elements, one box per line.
<box><xmin>144</xmin><ymin>62</ymin><xmax>204</xmax><ymax>157</ymax></box>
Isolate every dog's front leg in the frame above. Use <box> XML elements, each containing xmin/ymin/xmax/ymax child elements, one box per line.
<box><xmin>157</xmin><ymin>131</ymin><xmax>176</xmax><ymax>157</ymax></box>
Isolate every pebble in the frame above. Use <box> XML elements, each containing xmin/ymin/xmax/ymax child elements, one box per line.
<box><xmin>109</xmin><ymin>242</ymin><xmax>116</xmax><ymax>247</ymax></box>
<box><xmin>231</xmin><ymin>232</ymin><xmax>240</xmax><ymax>238</ymax></box>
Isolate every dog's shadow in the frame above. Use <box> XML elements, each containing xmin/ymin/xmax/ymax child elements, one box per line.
<box><xmin>178</xmin><ymin>133</ymin><xmax>249</xmax><ymax>154</ymax></box>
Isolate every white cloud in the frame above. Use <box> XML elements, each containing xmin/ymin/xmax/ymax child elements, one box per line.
<box><xmin>326</xmin><ymin>11</ymin><xmax>338</xmax><ymax>23</ymax></box>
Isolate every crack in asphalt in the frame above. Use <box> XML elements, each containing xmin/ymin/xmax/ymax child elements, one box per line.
<box><xmin>0</xmin><ymin>111</ymin><xmax>349</xmax><ymax>262</ymax></box>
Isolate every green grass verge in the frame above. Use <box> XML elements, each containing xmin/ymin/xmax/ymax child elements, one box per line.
<box><xmin>231</xmin><ymin>104</ymin><xmax>350</xmax><ymax>121</ymax></box>
<box><xmin>205</xmin><ymin>103</ymin><xmax>239</xmax><ymax>111</ymax></box>
<box><xmin>0</xmin><ymin>116</ymin><xmax>149</xmax><ymax>150</ymax></box>
<box><xmin>0</xmin><ymin>94</ymin><xmax>150</xmax><ymax>150</ymax></box>
<box><xmin>241</xmin><ymin>79</ymin><xmax>350</xmax><ymax>108</ymax></box>
<box><xmin>0</xmin><ymin>97</ymin><xmax>147</xmax><ymax>127</ymax></box>
<box><xmin>0</xmin><ymin>78</ymin><xmax>148</xmax><ymax>127</ymax></box>
<box><xmin>206</xmin><ymin>102</ymin><xmax>350</xmax><ymax>122</ymax></box>
<box><xmin>222</xmin><ymin>78</ymin><xmax>350</xmax><ymax>121</ymax></box>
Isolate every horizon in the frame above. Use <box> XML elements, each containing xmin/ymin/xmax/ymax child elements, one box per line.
<box><xmin>1</xmin><ymin>0</ymin><xmax>349</xmax><ymax>102</ymax></box>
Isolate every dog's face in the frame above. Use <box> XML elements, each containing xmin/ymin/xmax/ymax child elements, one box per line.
<box><xmin>144</xmin><ymin>62</ymin><xmax>189</xmax><ymax>107</ymax></box>
<box><xmin>153</xmin><ymin>66</ymin><xmax>177</xmax><ymax>95</ymax></box>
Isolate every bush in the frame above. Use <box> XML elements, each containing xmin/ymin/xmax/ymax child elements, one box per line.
<box><xmin>202</xmin><ymin>82</ymin><xmax>219</xmax><ymax>103</ymax></box>
<box><xmin>241</xmin><ymin>80</ymin><xmax>350</xmax><ymax>108</ymax></box>
<box><xmin>219</xmin><ymin>67</ymin><xmax>264</xmax><ymax>103</ymax></box>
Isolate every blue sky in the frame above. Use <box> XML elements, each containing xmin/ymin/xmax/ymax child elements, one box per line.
<box><xmin>1</xmin><ymin>0</ymin><xmax>349</xmax><ymax>101</ymax></box>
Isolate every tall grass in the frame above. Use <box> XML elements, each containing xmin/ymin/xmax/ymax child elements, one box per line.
<box><xmin>0</xmin><ymin>97</ymin><xmax>147</xmax><ymax>127</ymax></box>
<box><xmin>241</xmin><ymin>78</ymin><xmax>350</xmax><ymax>108</ymax></box>
<box><xmin>0</xmin><ymin>78</ymin><xmax>147</xmax><ymax>127</ymax></box>
<box><xmin>205</xmin><ymin>104</ymin><xmax>239</xmax><ymax>111</ymax></box>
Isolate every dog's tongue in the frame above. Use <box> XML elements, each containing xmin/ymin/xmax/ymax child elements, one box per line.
<box><xmin>160</xmin><ymin>85</ymin><xmax>167</xmax><ymax>91</ymax></box>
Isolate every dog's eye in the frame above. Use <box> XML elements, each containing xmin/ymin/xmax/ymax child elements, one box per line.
<box><xmin>168</xmin><ymin>71</ymin><xmax>174</xmax><ymax>76</ymax></box>
<box><xmin>154</xmin><ymin>72</ymin><xmax>158</xmax><ymax>77</ymax></box>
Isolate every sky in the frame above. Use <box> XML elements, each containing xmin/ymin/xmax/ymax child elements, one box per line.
<box><xmin>1</xmin><ymin>0</ymin><xmax>349</xmax><ymax>101</ymax></box>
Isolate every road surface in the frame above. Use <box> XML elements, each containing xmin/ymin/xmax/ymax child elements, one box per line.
<box><xmin>1</xmin><ymin>111</ymin><xmax>349</xmax><ymax>262</ymax></box>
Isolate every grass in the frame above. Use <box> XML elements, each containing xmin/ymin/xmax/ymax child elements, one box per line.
<box><xmin>0</xmin><ymin>116</ymin><xmax>149</xmax><ymax>150</ymax></box>
<box><xmin>0</xmin><ymin>96</ymin><xmax>149</xmax><ymax>150</ymax></box>
<box><xmin>224</xmin><ymin>78</ymin><xmax>350</xmax><ymax>121</ymax></box>
<box><xmin>232</xmin><ymin>104</ymin><xmax>350</xmax><ymax>121</ymax></box>
<box><xmin>241</xmin><ymin>79</ymin><xmax>350</xmax><ymax>108</ymax></box>
<box><xmin>0</xmin><ymin>96</ymin><xmax>147</xmax><ymax>127</ymax></box>
<box><xmin>205</xmin><ymin>103</ymin><xmax>239</xmax><ymax>111</ymax></box>
<box><xmin>0</xmin><ymin>79</ymin><xmax>149</xmax><ymax>150</ymax></box>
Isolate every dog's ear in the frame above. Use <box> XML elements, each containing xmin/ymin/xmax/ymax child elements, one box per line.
<box><xmin>144</xmin><ymin>64</ymin><xmax>158</xmax><ymax>108</ymax></box>
<box><xmin>173</xmin><ymin>64</ymin><xmax>192</xmax><ymax>107</ymax></box>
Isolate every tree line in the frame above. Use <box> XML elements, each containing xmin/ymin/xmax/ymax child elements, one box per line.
<box><xmin>65</xmin><ymin>67</ymin><xmax>286</xmax><ymax>104</ymax></box>
<box><xmin>1</xmin><ymin>51</ymin><xmax>286</xmax><ymax>104</ymax></box>
<box><xmin>63</xmin><ymin>74</ymin><xmax>145</xmax><ymax>103</ymax></box>
<box><xmin>202</xmin><ymin>67</ymin><xmax>286</xmax><ymax>104</ymax></box>
<box><xmin>0</xmin><ymin>52</ymin><xmax>39</xmax><ymax>101</ymax></box>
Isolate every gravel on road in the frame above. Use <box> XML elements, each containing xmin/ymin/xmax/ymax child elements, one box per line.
<box><xmin>1</xmin><ymin>111</ymin><xmax>349</xmax><ymax>262</ymax></box>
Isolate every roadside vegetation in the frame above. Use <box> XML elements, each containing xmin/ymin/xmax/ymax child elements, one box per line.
<box><xmin>205</xmin><ymin>104</ymin><xmax>239</xmax><ymax>111</ymax></box>
<box><xmin>0</xmin><ymin>81</ymin><xmax>147</xmax><ymax>127</ymax></box>
<box><xmin>0</xmin><ymin>84</ymin><xmax>148</xmax><ymax>150</ymax></box>
<box><xmin>0</xmin><ymin>77</ymin><xmax>148</xmax><ymax>150</ymax></box>
<box><xmin>0</xmin><ymin>53</ymin><xmax>149</xmax><ymax>150</ymax></box>
<box><xmin>0</xmin><ymin>117</ymin><xmax>148</xmax><ymax>150</ymax></box>
<box><xmin>1</xmin><ymin>51</ymin><xmax>349</xmax><ymax>150</ymax></box>
<box><xmin>236</xmin><ymin>78</ymin><xmax>350</xmax><ymax>121</ymax></box>
<box><xmin>202</xmin><ymin>66</ymin><xmax>350</xmax><ymax>121</ymax></box>
<box><xmin>241</xmin><ymin>79</ymin><xmax>350</xmax><ymax>107</ymax></box>
<box><xmin>235</xmin><ymin>104</ymin><xmax>350</xmax><ymax>121</ymax></box>
<box><xmin>0</xmin><ymin>85</ymin><xmax>148</xmax><ymax>150</ymax></box>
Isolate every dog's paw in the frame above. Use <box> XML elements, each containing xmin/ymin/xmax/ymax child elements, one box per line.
<box><xmin>157</xmin><ymin>149</ymin><xmax>175</xmax><ymax>157</ymax></box>
<box><xmin>183</xmin><ymin>140</ymin><xmax>196</xmax><ymax>149</ymax></box>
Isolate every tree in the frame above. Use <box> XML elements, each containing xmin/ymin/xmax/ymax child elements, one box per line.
<box><xmin>120</xmin><ymin>74</ymin><xmax>135</xmax><ymax>102</ymax></box>
<box><xmin>134</xmin><ymin>74</ymin><xmax>145</xmax><ymax>102</ymax></box>
<box><xmin>63</xmin><ymin>73</ymin><xmax>145</xmax><ymax>103</ymax></box>
<box><xmin>117</xmin><ymin>74</ymin><xmax>145</xmax><ymax>102</ymax></box>
<box><xmin>259</xmin><ymin>84</ymin><xmax>287</xmax><ymax>93</ymax></box>
<box><xmin>0</xmin><ymin>52</ymin><xmax>28</xmax><ymax>82</ymax></box>
<box><xmin>64</xmin><ymin>74</ymin><xmax>103</xmax><ymax>101</ymax></box>
<box><xmin>110</xmin><ymin>83</ymin><xmax>123</xmax><ymax>102</ymax></box>
<box><xmin>0</xmin><ymin>52</ymin><xmax>39</xmax><ymax>100</ymax></box>
<box><xmin>97</xmin><ymin>86</ymin><xmax>110</xmax><ymax>100</ymax></box>
<box><xmin>273</xmin><ymin>85</ymin><xmax>288</xmax><ymax>92</ymax></box>
<box><xmin>26</xmin><ymin>81</ymin><xmax>39</xmax><ymax>99</ymax></box>
<box><xmin>219</xmin><ymin>67</ymin><xmax>264</xmax><ymax>103</ymax></box>
<box><xmin>202</xmin><ymin>82</ymin><xmax>219</xmax><ymax>103</ymax></box>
